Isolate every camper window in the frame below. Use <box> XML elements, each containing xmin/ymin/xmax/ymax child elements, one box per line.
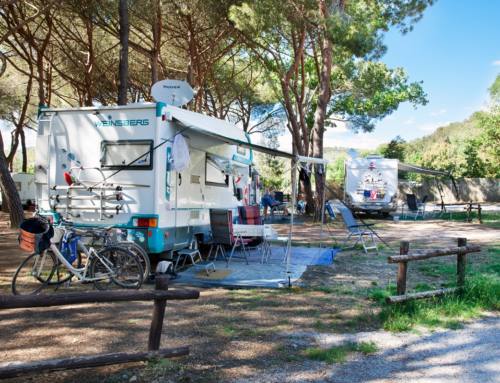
<box><xmin>205</xmin><ymin>155</ymin><xmax>228</xmax><ymax>187</ymax></box>
<box><xmin>100</xmin><ymin>140</ymin><xmax>153</xmax><ymax>170</ymax></box>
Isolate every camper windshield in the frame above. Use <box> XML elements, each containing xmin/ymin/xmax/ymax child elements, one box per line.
<box><xmin>101</xmin><ymin>140</ymin><xmax>153</xmax><ymax>170</ymax></box>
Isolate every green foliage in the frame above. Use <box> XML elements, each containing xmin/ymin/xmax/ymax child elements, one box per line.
<box><xmin>331</xmin><ymin>62</ymin><xmax>428</xmax><ymax>131</ymax></box>
<box><xmin>327</xmin><ymin>154</ymin><xmax>347</xmax><ymax>184</ymax></box>
<box><xmin>380</xmin><ymin>76</ymin><xmax>500</xmax><ymax>178</ymax></box>
<box><xmin>489</xmin><ymin>74</ymin><xmax>500</xmax><ymax>103</ymax></box>
<box><xmin>257</xmin><ymin>152</ymin><xmax>286</xmax><ymax>191</ymax></box>
<box><xmin>304</xmin><ymin>341</ymin><xmax>378</xmax><ymax>363</ymax></box>
<box><xmin>377</xmin><ymin>274</ymin><xmax>500</xmax><ymax>332</ymax></box>
<box><xmin>379</xmin><ymin>135</ymin><xmax>406</xmax><ymax>161</ymax></box>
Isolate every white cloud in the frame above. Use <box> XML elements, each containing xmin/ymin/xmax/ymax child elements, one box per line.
<box><xmin>403</xmin><ymin>118</ymin><xmax>415</xmax><ymax>125</ymax></box>
<box><xmin>416</xmin><ymin>121</ymin><xmax>451</xmax><ymax>134</ymax></box>
<box><xmin>326</xmin><ymin>122</ymin><xmax>349</xmax><ymax>133</ymax></box>
<box><xmin>492</xmin><ymin>60</ymin><xmax>500</xmax><ymax>66</ymax></box>
<box><xmin>430</xmin><ymin>108</ymin><xmax>447</xmax><ymax>116</ymax></box>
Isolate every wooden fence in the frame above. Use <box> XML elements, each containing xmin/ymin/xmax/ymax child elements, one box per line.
<box><xmin>0</xmin><ymin>273</ymin><xmax>199</xmax><ymax>379</ymax></box>
<box><xmin>386</xmin><ymin>238</ymin><xmax>481</xmax><ymax>304</ymax></box>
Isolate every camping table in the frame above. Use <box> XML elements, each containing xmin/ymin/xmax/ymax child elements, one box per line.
<box><xmin>440</xmin><ymin>202</ymin><xmax>482</xmax><ymax>223</ymax></box>
<box><xmin>233</xmin><ymin>224</ymin><xmax>273</xmax><ymax>263</ymax></box>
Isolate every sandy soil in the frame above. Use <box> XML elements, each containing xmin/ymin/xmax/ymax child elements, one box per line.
<box><xmin>0</xmin><ymin>212</ymin><xmax>498</xmax><ymax>382</ymax></box>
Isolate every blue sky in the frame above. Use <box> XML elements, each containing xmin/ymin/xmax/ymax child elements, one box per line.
<box><xmin>319</xmin><ymin>0</ymin><xmax>500</xmax><ymax>150</ymax></box>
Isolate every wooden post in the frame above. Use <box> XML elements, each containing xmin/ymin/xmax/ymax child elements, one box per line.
<box><xmin>457</xmin><ymin>238</ymin><xmax>467</xmax><ymax>288</ymax></box>
<box><xmin>148</xmin><ymin>274</ymin><xmax>169</xmax><ymax>351</ymax></box>
<box><xmin>0</xmin><ymin>347</ymin><xmax>190</xmax><ymax>379</ymax></box>
<box><xmin>397</xmin><ymin>241</ymin><xmax>409</xmax><ymax>295</ymax></box>
<box><xmin>478</xmin><ymin>203</ymin><xmax>482</xmax><ymax>224</ymax></box>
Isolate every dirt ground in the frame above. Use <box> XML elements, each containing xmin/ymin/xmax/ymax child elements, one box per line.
<box><xmin>0</xmin><ymin>212</ymin><xmax>498</xmax><ymax>382</ymax></box>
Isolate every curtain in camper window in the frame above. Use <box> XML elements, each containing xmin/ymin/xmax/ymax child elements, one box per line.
<box><xmin>100</xmin><ymin>140</ymin><xmax>153</xmax><ymax>170</ymax></box>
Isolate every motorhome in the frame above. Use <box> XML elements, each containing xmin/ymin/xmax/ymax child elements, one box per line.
<box><xmin>344</xmin><ymin>155</ymin><xmax>398</xmax><ymax>214</ymax></box>
<box><xmin>0</xmin><ymin>172</ymin><xmax>36</xmax><ymax>208</ymax></box>
<box><xmin>35</xmin><ymin>102</ymin><xmax>260</xmax><ymax>254</ymax></box>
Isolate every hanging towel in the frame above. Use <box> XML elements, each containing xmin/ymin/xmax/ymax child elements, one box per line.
<box><xmin>172</xmin><ymin>134</ymin><xmax>190</xmax><ymax>172</ymax></box>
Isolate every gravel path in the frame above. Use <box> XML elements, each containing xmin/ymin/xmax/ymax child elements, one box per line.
<box><xmin>241</xmin><ymin>315</ymin><xmax>500</xmax><ymax>383</ymax></box>
<box><xmin>324</xmin><ymin>315</ymin><xmax>500</xmax><ymax>383</ymax></box>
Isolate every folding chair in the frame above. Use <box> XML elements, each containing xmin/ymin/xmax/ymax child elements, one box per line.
<box><xmin>404</xmin><ymin>194</ymin><xmax>426</xmax><ymax>220</ymax></box>
<box><xmin>238</xmin><ymin>204</ymin><xmax>264</xmax><ymax>251</ymax></box>
<box><xmin>335</xmin><ymin>203</ymin><xmax>378</xmax><ymax>254</ymax></box>
<box><xmin>325</xmin><ymin>201</ymin><xmax>336</xmax><ymax>220</ymax></box>
<box><xmin>209</xmin><ymin>209</ymin><xmax>250</xmax><ymax>267</ymax></box>
<box><xmin>270</xmin><ymin>191</ymin><xmax>287</xmax><ymax>217</ymax></box>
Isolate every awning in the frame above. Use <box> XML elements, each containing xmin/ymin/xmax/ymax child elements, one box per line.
<box><xmin>166</xmin><ymin>105</ymin><xmax>328</xmax><ymax>164</ymax></box>
<box><xmin>398</xmin><ymin>162</ymin><xmax>450</xmax><ymax>177</ymax></box>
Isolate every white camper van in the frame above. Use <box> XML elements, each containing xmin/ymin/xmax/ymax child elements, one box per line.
<box><xmin>344</xmin><ymin>155</ymin><xmax>398</xmax><ymax>214</ymax></box>
<box><xmin>35</xmin><ymin>102</ymin><xmax>259</xmax><ymax>254</ymax></box>
<box><xmin>0</xmin><ymin>172</ymin><xmax>36</xmax><ymax>208</ymax></box>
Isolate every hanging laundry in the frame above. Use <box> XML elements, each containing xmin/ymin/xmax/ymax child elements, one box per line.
<box><xmin>171</xmin><ymin>134</ymin><xmax>190</xmax><ymax>172</ymax></box>
<box><xmin>370</xmin><ymin>190</ymin><xmax>378</xmax><ymax>200</ymax></box>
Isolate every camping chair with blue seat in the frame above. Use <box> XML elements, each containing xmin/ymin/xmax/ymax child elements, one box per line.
<box><xmin>209</xmin><ymin>208</ymin><xmax>250</xmax><ymax>267</ymax></box>
<box><xmin>335</xmin><ymin>203</ymin><xmax>378</xmax><ymax>254</ymax></box>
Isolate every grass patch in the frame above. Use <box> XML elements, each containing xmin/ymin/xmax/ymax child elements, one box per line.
<box><xmin>379</xmin><ymin>274</ymin><xmax>500</xmax><ymax>332</ymax></box>
<box><xmin>356</xmin><ymin>341</ymin><xmax>378</xmax><ymax>354</ymax></box>
<box><xmin>417</xmin><ymin>262</ymin><xmax>457</xmax><ymax>278</ymax></box>
<box><xmin>304</xmin><ymin>341</ymin><xmax>378</xmax><ymax>363</ymax></box>
<box><xmin>368</xmin><ymin>284</ymin><xmax>396</xmax><ymax>303</ymax></box>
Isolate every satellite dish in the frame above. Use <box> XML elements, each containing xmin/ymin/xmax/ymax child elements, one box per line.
<box><xmin>151</xmin><ymin>79</ymin><xmax>194</xmax><ymax>107</ymax></box>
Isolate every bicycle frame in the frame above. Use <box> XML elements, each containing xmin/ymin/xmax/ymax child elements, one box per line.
<box><xmin>48</xmin><ymin>240</ymin><xmax>117</xmax><ymax>283</ymax></box>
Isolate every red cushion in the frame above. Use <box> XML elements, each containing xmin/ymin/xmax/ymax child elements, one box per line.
<box><xmin>238</xmin><ymin>205</ymin><xmax>262</xmax><ymax>225</ymax></box>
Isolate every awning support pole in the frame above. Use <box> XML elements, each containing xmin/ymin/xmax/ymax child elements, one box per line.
<box><xmin>285</xmin><ymin>160</ymin><xmax>298</xmax><ymax>286</ymax></box>
<box><xmin>319</xmin><ymin>164</ymin><xmax>327</xmax><ymax>249</ymax></box>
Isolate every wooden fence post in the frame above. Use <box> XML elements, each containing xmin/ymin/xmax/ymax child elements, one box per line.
<box><xmin>457</xmin><ymin>237</ymin><xmax>467</xmax><ymax>288</ymax></box>
<box><xmin>397</xmin><ymin>241</ymin><xmax>410</xmax><ymax>295</ymax></box>
<box><xmin>148</xmin><ymin>274</ymin><xmax>169</xmax><ymax>351</ymax></box>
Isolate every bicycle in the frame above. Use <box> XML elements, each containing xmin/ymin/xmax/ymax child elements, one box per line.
<box><xmin>12</xmin><ymin>218</ymin><xmax>143</xmax><ymax>295</ymax></box>
<box><xmin>83</xmin><ymin>226</ymin><xmax>152</xmax><ymax>282</ymax></box>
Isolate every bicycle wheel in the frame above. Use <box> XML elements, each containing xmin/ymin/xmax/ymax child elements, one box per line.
<box><xmin>12</xmin><ymin>252</ymin><xmax>56</xmax><ymax>295</ymax></box>
<box><xmin>90</xmin><ymin>246</ymin><xmax>143</xmax><ymax>290</ymax></box>
<box><xmin>44</xmin><ymin>248</ymin><xmax>81</xmax><ymax>286</ymax></box>
<box><xmin>113</xmin><ymin>241</ymin><xmax>151</xmax><ymax>281</ymax></box>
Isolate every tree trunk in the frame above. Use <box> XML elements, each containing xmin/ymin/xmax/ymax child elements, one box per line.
<box><xmin>311</xmin><ymin>0</ymin><xmax>334</xmax><ymax>218</ymax></box>
<box><xmin>150</xmin><ymin>0</ymin><xmax>162</xmax><ymax>86</ymax></box>
<box><xmin>84</xmin><ymin>18</ymin><xmax>94</xmax><ymax>106</ymax></box>
<box><xmin>299</xmin><ymin>167</ymin><xmax>314</xmax><ymax>214</ymax></box>
<box><xmin>118</xmin><ymin>0</ymin><xmax>129</xmax><ymax>105</ymax></box>
<box><xmin>0</xmin><ymin>132</ymin><xmax>24</xmax><ymax>227</ymax></box>
<box><xmin>20</xmin><ymin>128</ymin><xmax>27</xmax><ymax>173</ymax></box>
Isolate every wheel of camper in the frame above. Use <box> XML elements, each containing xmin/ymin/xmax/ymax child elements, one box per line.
<box><xmin>89</xmin><ymin>246</ymin><xmax>143</xmax><ymax>290</ymax></box>
<box><xmin>110</xmin><ymin>241</ymin><xmax>151</xmax><ymax>282</ymax></box>
<box><xmin>11</xmin><ymin>251</ymin><xmax>57</xmax><ymax>295</ymax></box>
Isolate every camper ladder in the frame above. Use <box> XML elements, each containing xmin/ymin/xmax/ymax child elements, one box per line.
<box><xmin>50</xmin><ymin>184</ymin><xmax>124</xmax><ymax>220</ymax></box>
<box><xmin>35</xmin><ymin>113</ymin><xmax>56</xmax><ymax>205</ymax></box>
<box><xmin>49</xmin><ymin>167</ymin><xmax>126</xmax><ymax>220</ymax></box>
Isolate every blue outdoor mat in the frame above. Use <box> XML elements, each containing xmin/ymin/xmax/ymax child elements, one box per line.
<box><xmin>174</xmin><ymin>245</ymin><xmax>337</xmax><ymax>288</ymax></box>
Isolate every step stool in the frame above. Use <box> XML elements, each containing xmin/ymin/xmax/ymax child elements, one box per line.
<box><xmin>175</xmin><ymin>248</ymin><xmax>203</xmax><ymax>271</ymax></box>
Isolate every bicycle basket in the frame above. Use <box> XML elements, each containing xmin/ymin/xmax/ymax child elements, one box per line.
<box><xmin>19</xmin><ymin>217</ymin><xmax>54</xmax><ymax>253</ymax></box>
